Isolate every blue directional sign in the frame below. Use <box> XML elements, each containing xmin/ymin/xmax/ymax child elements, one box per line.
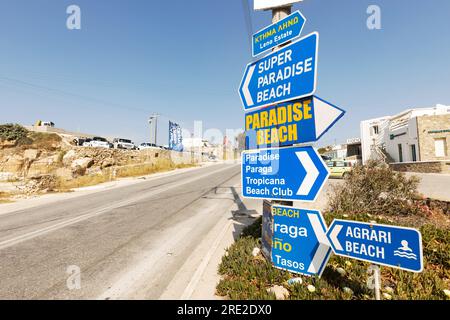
<box><xmin>271</xmin><ymin>205</ymin><xmax>331</xmax><ymax>276</ymax></box>
<box><xmin>327</xmin><ymin>220</ymin><xmax>423</xmax><ymax>272</ymax></box>
<box><xmin>239</xmin><ymin>32</ymin><xmax>318</xmax><ymax>111</ymax></box>
<box><xmin>241</xmin><ymin>146</ymin><xmax>329</xmax><ymax>202</ymax></box>
<box><xmin>252</xmin><ymin>10</ymin><xmax>306</xmax><ymax>57</ymax></box>
<box><xmin>245</xmin><ymin>96</ymin><xmax>345</xmax><ymax>149</ymax></box>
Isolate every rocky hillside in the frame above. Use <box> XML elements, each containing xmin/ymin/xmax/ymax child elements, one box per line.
<box><xmin>0</xmin><ymin>124</ymin><xmax>195</xmax><ymax>196</ymax></box>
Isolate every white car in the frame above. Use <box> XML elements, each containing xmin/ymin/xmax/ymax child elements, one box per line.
<box><xmin>138</xmin><ymin>143</ymin><xmax>160</xmax><ymax>150</ymax></box>
<box><xmin>83</xmin><ymin>137</ymin><xmax>111</xmax><ymax>148</ymax></box>
<box><xmin>208</xmin><ymin>155</ymin><xmax>218</xmax><ymax>162</ymax></box>
<box><xmin>113</xmin><ymin>138</ymin><xmax>135</xmax><ymax>150</ymax></box>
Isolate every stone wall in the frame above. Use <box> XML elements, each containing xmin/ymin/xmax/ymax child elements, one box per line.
<box><xmin>0</xmin><ymin>146</ymin><xmax>200</xmax><ymax>182</ymax></box>
<box><xmin>390</xmin><ymin>161</ymin><xmax>450</xmax><ymax>174</ymax></box>
<box><xmin>417</xmin><ymin>114</ymin><xmax>450</xmax><ymax>161</ymax></box>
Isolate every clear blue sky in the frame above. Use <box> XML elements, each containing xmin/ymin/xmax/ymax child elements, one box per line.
<box><xmin>1</xmin><ymin>0</ymin><xmax>449</xmax><ymax>146</ymax></box>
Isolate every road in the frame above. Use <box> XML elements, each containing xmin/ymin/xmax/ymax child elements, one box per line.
<box><xmin>404</xmin><ymin>172</ymin><xmax>450</xmax><ymax>202</ymax></box>
<box><xmin>0</xmin><ymin>163</ymin><xmax>244</xmax><ymax>299</ymax></box>
<box><xmin>0</xmin><ymin>162</ymin><xmax>446</xmax><ymax>300</ymax></box>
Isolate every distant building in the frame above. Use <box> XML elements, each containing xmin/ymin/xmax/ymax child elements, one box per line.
<box><xmin>323</xmin><ymin>138</ymin><xmax>362</xmax><ymax>164</ymax></box>
<box><xmin>183</xmin><ymin>138</ymin><xmax>221</xmax><ymax>159</ymax></box>
<box><xmin>360</xmin><ymin>104</ymin><xmax>450</xmax><ymax>170</ymax></box>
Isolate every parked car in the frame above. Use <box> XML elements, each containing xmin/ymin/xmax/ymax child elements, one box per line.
<box><xmin>41</xmin><ymin>121</ymin><xmax>55</xmax><ymax>127</ymax></box>
<box><xmin>138</xmin><ymin>143</ymin><xmax>159</xmax><ymax>150</ymax></box>
<box><xmin>83</xmin><ymin>136</ymin><xmax>111</xmax><ymax>148</ymax></box>
<box><xmin>326</xmin><ymin>160</ymin><xmax>353</xmax><ymax>179</ymax></box>
<box><xmin>73</xmin><ymin>137</ymin><xmax>91</xmax><ymax>146</ymax></box>
<box><xmin>35</xmin><ymin>120</ymin><xmax>55</xmax><ymax>127</ymax></box>
<box><xmin>113</xmin><ymin>138</ymin><xmax>136</xmax><ymax>150</ymax></box>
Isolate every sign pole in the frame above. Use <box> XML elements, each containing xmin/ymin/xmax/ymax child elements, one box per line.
<box><xmin>246</xmin><ymin>1</ymin><xmax>345</xmax><ymax>277</ymax></box>
<box><xmin>272</xmin><ymin>6</ymin><xmax>292</xmax><ymax>26</ymax></box>
<box><xmin>374</xmin><ymin>265</ymin><xmax>381</xmax><ymax>300</ymax></box>
<box><xmin>367</xmin><ymin>264</ymin><xmax>381</xmax><ymax>300</ymax></box>
<box><xmin>261</xmin><ymin>4</ymin><xmax>295</xmax><ymax>264</ymax></box>
<box><xmin>271</xmin><ymin>5</ymin><xmax>294</xmax><ymax>209</ymax></box>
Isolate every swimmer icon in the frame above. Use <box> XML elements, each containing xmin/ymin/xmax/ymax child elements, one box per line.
<box><xmin>394</xmin><ymin>240</ymin><xmax>417</xmax><ymax>260</ymax></box>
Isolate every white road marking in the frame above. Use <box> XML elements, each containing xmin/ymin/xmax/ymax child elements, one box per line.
<box><xmin>180</xmin><ymin>215</ymin><xmax>233</xmax><ymax>299</ymax></box>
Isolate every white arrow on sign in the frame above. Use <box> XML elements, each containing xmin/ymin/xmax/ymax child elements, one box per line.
<box><xmin>242</xmin><ymin>65</ymin><xmax>255</xmax><ymax>107</ymax></box>
<box><xmin>328</xmin><ymin>224</ymin><xmax>343</xmax><ymax>251</ymax></box>
<box><xmin>313</xmin><ymin>96</ymin><xmax>345</xmax><ymax>140</ymax></box>
<box><xmin>307</xmin><ymin>213</ymin><xmax>331</xmax><ymax>274</ymax></box>
<box><xmin>295</xmin><ymin>151</ymin><xmax>319</xmax><ymax>196</ymax></box>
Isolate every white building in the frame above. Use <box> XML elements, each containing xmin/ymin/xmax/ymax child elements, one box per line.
<box><xmin>323</xmin><ymin>138</ymin><xmax>362</xmax><ymax>163</ymax></box>
<box><xmin>360</xmin><ymin>104</ymin><xmax>450</xmax><ymax>165</ymax></box>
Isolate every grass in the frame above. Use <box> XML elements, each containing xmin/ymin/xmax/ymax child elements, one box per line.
<box><xmin>0</xmin><ymin>123</ymin><xmax>28</xmax><ymax>141</ymax></box>
<box><xmin>13</xmin><ymin>132</ymin><xmax>62</xmax><ymax>151</ymax></box>
<box><xmin>115</xmin><ymin>159</ymin><xmax>194</xmax><ymax>178</ymax></box>
<box><xmin>0</xmin><ymin>191</ymin><xmax>14</xmax><ymax>204</ymax></box>
<box><xmin>57</xmin><ymin>160</ymin><xmax>196</xmax><ymax>191</ymax></box>
<box><xmin>57</xmin><ymin>150</ymin><xmax>67</xmax><ymax>164</ymax></box>
<box><xmin>57</xmin><ymin>171</ymin><xmax>113</xmax><ymax>191</ymax></box>
<box><xmin>216</xmin><ymin>212</ymin><xmax>450</xmax><ymax>300</ymax></box>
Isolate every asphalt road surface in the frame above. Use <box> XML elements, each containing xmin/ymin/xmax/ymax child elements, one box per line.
<box><xmin>0</xmin><ymin>163</ymin><xmax>241</xmax><ymax>299</ymax></box>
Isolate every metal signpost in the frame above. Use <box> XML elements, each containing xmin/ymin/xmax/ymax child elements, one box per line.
<box><xmin>261</xmin><ymin>200</ymin><xmax>274</xmax><ymax>260</ymax></box>
<box><xmin>242</xmin><ymin>2</ymin><xmax>424</xmax><ymax>297</ymax></box>
<box><xmin>240</xmin><ymin>1</ymin><xmax>340</xmax><ymax>279</ymax></box>
<box><xmin>241</xmin><ymin>146</ymin><xmax>329</xmax><ymax>202</ymax></box>
<box><xmin>239</xmin><ymin>32</ymin><xmax>319</xmax><ymax>111</ymax></box>
<box><xmin>240</xmin><ymin>1</ymin><xmax>335</xmax><ymax>278</ymax></box>
<box><xmin>252</xmin><ymin>10</ymin><xmax>306</xmax><ymax>57</ymax></box>
<box><xmin>271</xmin><ymin>204</ymin><xmax>331</xmax><ymax>276</ymax></box>
<box><xmin>245</xmin><ymin>96</ymin><xmax>345</xmax><ymax>148</ymax></box>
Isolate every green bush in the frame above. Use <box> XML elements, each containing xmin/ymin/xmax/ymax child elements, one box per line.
<box><xmin>327</xmin><ymin>160</ymin><xmax>421</xmax><ymax>216</ymax></box>
<box><xmin>0</xmin><ymin>123</ymin><xmax>28</xmax><ymax>141</ymax></box>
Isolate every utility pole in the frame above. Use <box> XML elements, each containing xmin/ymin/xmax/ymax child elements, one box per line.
<box><xmin>148</xmin><ymin>113</ymin><xmax>160</xmax><ymax>146</ymax></box>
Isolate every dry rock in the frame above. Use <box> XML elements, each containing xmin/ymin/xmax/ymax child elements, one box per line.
<box><xmin>101</xmin><ymin>158</ymin><xmax>115</xmax><ymax>169</ymax></box>
<box><xmin>4</xmin><ymin>155</ymin><xmax>24</xmax><ymax>172</ymax></box>
<box><xmin>266</xmin><ymin>285</ymin><xmax>289</xmax><ymax>300</ymax></box>
<box><xmin>55</xmin><ymin>168</ymin><xmax>73</xmax><ymax>180</ymax></box>
<box><xmin>71</xmin><ymin>157</ymin><xmax>94</xmax><ymax>170</ymax></box>
<box><xmin>62</xmin><ymin>150</ymin><xmax>77</xmax><ymax>164</ymax></box>
<box><xmin>24</xmin><ymin>149</ymin><xmax>40</xmax><ymax>160</ymax></box>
